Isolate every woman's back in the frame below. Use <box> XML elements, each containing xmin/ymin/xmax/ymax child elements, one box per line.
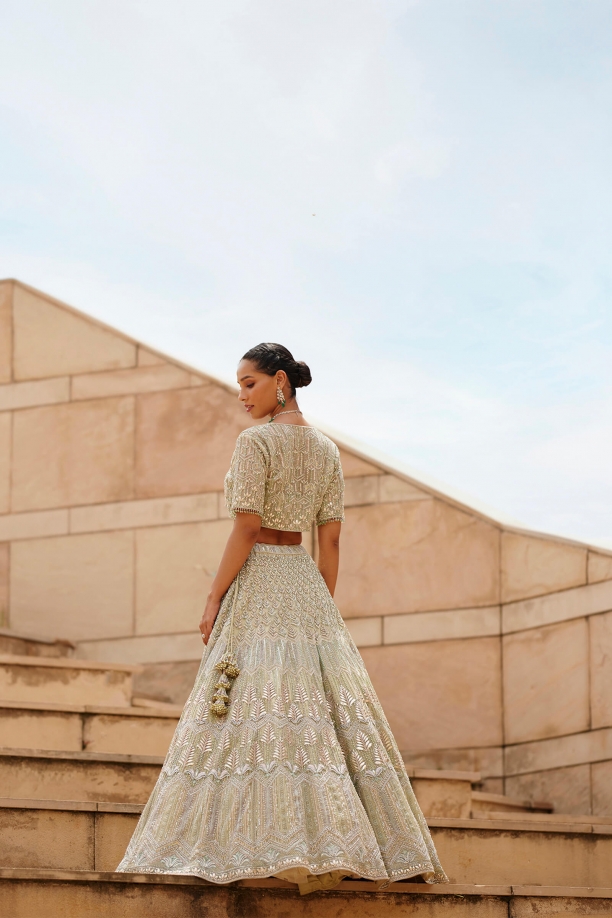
<box><xmin>224</xmin><ymin>424</ymin><xmax>344</xmax><ymax>532</ymax></box>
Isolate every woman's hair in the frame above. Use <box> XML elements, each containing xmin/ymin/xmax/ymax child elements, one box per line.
<box><xmin>242</xmin><ymin>343</ymin><xmax>312</xmax><ymax>397</ymax></box>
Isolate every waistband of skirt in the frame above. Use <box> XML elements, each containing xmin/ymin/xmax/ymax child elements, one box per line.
<box><xmin>251</xmin><ymin>543</ymin><xmax>308</xmax><ymax>555</ymax></box>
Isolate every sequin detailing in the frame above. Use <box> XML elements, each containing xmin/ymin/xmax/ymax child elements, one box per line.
<box><xmin>116</xmin><ymin>545</ymin><xmax>448</xmax><ymax>889</ymax></box>
<box><xmin>224</xmin><ymin>425</ymin><xmax>345</xmax><ymax>531</ymax></box>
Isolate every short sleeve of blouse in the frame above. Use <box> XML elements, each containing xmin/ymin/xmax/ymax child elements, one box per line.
<box><xmin>316</xmin><ymin>454</ymin><xmax>345</xmax><ymax>526</ymax></box>
<box><xmin>225</xmin><ymin>431</ymin><xmax>267</xmax><ymax>518</ymax></box>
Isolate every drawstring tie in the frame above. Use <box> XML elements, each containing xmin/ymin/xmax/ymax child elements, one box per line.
<box><xmin>209</xmin><ymin>571</ymin><xmax>241</xmax><ymax>717</ymax></box>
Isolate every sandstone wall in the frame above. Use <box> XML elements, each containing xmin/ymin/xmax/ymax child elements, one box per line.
<box><xmin>1</xmin><ymin>279</ymin><xmax>611</xmax><ymax>814</ymax></box>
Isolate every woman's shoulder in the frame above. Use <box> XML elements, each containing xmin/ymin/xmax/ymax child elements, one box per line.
<box><xmin>237</xmin><ymin>423</ymin><xmax>339</xmax><ymax>457</ymax></box>
<box><xmin>298</xmin><ymin>425</ymin><xmax>341</xmax><ymax>466</ymax></box>
<box><xmin>307</xmin><ymin>425</ymin><xmax>340</xmax><ymax>454</ymax></box>
<box><xmin>236</xmin><ymin>424</ymin><xmax>261</xmax><ymax>441</ymax></box>
<box><xmin>233</xmin><ymin>425</ymin><xmax>269</xmax><ymax>453</ymax></box>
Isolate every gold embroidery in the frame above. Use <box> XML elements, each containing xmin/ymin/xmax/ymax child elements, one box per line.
<box><xmin>117</xmin><ymin>545</ymin><xmax>448</xmax><ymax>887</ymax></box>
<box><xmin>224</xmin><ymin>425</ymin><xmax>345</xmax><ymax>530</ymax></box>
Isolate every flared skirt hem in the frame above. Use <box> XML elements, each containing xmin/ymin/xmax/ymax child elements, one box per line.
<box><xmin>117</xmin><ymin>859</ymin><xmax>447</xmax><ymax>895</ymax></box>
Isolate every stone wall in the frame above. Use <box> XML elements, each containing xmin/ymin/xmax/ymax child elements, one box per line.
<box><xmin>1</xmin><ymin>278</ymin><xmax>611</xmax><ymax>814</ymax></box>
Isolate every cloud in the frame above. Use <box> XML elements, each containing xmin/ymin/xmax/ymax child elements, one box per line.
<box><xmin>1</xmin><ymin>0</ymin><xmax>611</xmax><ymax>543</ymax></box>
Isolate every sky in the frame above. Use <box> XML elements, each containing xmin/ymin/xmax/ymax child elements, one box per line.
<box><xmin>1</xmin><ymin>0</ymin><xmax>612</xmax><ymax>543</ymax></box>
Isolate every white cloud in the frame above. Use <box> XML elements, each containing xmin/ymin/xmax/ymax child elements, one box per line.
<box><xmin>1</xmin><ymin>0</ymin><xmax>611</xmax><ymax>543</ymax></box>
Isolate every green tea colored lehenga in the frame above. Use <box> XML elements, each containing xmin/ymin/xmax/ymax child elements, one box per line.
<box><xmin>116</xmin><ymin>424</ymin><xmax>448</xmax><ymax>894</ymax></box>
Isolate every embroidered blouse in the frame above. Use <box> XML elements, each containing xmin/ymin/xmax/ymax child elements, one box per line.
<box><xmin>224</xmin><ymin>424</ymin><xmax>345</xmax><ymax>531</ymax></box>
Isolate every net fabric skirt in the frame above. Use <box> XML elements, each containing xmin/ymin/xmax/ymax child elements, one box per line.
<box><xmin>116</xmin><ymin>543</ymin><xmax>448</xmax><ymax>893</ymax></box>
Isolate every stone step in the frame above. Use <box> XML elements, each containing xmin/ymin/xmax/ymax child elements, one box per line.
<box><xmin>0</xmin><ymin>655</ymin><xmax>142</xmax><ymax>707</ymax></box>
<box><xmin>471</xmin><ymin>791</ymin><xmax>552</xmax><ymax>815</ymax></box>
<box><xmin>0</xmin><ymin>798</ymin><xmax>611</xmax><ymax>888</ymax></box>
<box><xmin>0</xmin><ymin>748</ymin><xmax>485</xmax><ymax>815</ymax></box>
<box><xmin>480</xmin><ymin>810</ymin><xmax>612</xmax><ymax>825</ymax></box>
<box><xmin>0</xmin><ymin>695</ymin><xmax>551</xmax><ymax>820</ymax></box>
<box><xmin>0</xmin><ymin>702</ymin><xmax>484</xmax><ymax>808</ymax></box>
<box><xmin>0</xmin><ymin>749</ymin><xmax>162</xmax><ymax>804</ymax></box>
<box><xmin>0</xmin><ymin>700</ymin><xmax>181</xmax><ymax>756</ymax></box>
<box><xmin>405</xmin><ymin>769</ymin><xmax>479</xmax><ymax>819</ymax></box>
<box><xmin>0</xmin><ymin>870</ymin><xmax>611</xmax><ymax>917</ymax></box>
<box><xmin>0</xmin><ymin>627</ymin><xmax>75</xmax><ymax>659</ymax></box>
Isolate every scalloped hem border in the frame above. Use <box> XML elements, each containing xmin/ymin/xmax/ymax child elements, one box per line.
<box><xmin>115</xmin><ymin>858</ymin><xmax>449</xmax><ymax>892</ymax></box>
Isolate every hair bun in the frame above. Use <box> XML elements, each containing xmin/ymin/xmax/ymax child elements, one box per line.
<box><xmin>241</xmin><ymin>343</ymin><xmax>313</xmax><ymax>396</ymax></box>
<box><xmin>294</xmin><ymin>360</ymin><xmax>312</xmax><ymax>388</ymax></box>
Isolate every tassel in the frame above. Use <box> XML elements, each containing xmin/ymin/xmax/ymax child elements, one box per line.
<box><xmin>210</xmin><ymin>699</ymin><xmax>229</xmax><ymax>716</ymax></box>
<box><xmin>210</xmin><ymin>650</ymin><xmax>241</xmax><ymax>717</ymax></box>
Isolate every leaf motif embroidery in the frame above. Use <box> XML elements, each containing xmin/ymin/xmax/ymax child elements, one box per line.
<box><xmin>251</xmin><ymin>699</ymin><xmax>266</xmax><ymax>720</ymax></box>
<box><xmin>198</xmin><ymin>734</ymin><xmax>213</xmax><ymax>754</ymax></box>
<box><xmin>272</xmin><ymin>697</ymin><xmax>285</xmax><ymax>718</ymax></box>
<box><xmin>312</xmin><ymin>687</ymin><xmax>325</xmax><ymax>707</ymax></box>
<box><xmin>356</xmin><ymin>730</ymin><xmax>372</xmax><ymax>751</ymax></box>
<box><xmin>302</xmin><ymin>726</ymin><xmax>317</xmax><ymax>745</ymax></box>
<box><xmin>260</xmin><ymin>723</ymin><xmax>276</xmax><ymax>744</ymax></box>
<box><xmin>338</xmin><ymin>686</ymin><xmax>355</xmax><ymax>707</ymax></box>
<box><xmin>242</xmin><ymin>684</ymin><xmax>258</xmax><ymax>705</ymax></box>
<box><xmin>249</xmin><ymin>743</ymin><xmax>264</xmax><ymax>766</ymax></box>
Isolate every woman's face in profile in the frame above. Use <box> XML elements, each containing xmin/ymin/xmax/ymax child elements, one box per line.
<box><xmin>237</xmin><ymin>359</ymin><xmax>285</xmax><ymax>420</ymax></box>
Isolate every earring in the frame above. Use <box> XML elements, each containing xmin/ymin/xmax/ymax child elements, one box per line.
<box><xmin>277</xmin><ymin>385</ymin><xmax>286</xmax><ymax>407</ymax></box>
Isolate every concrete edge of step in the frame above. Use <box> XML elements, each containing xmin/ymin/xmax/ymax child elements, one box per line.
<box><xmin>471</xmin><ymin>790</ymin><xmax>552</xmax><ymax>811</ymax></box>
<box><xmin>472</xmin><ymin>809</ymin><xmax>612</xmax><ymax>827</ymax></box>
<box><xmin>0</xmin><ymin>654</ymin><xmax>143</xmax><ymax>674</ymax></box>
<box><xmin>0</xmin><ymin>797</ymin><xmax>145</xmax><ymax>814</ymax></box>
<box><xmin>427</xmin><ymin>816</ymin><xmax>612</xmax><ymax>835</ymax></box>
<box><xmin>404</xmin><ymin>768</ymin><xmax>481</xmax><ymax>783</ymax></box>
<box><xmin>0</xmin><ymin>626</ymin><xmax>76</xmax><ymax>650</ymax></box>
<box><xmin>0</xmin><ymin>870</ymin><xmax>611</xmax><ymax>899</ymax></box>
<box><xmin>0</xmin><ymin>699</ymin><xmax>182</xmax><ymax>718</ymax></box>
<box><xmin>1</xmin><ymin>797</ymin><xmax>611</xmax><ymax>835</ymax></box>
<box><xmin>0</xmin><ymin>746</ymin><xmax>165</xmax><ymax>765</ymax></box>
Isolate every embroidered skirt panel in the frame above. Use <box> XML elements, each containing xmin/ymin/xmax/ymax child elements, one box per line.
<box><xmin>116</xmin><ymin>543</ymin><xmax>448</xmax><ymax>891</ymax></box>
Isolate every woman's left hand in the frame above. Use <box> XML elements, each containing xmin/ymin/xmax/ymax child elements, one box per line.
<box><xmin>199</xmin><ymin>595</ymin><xmax>221</xmax><ymax>645</ymax></box>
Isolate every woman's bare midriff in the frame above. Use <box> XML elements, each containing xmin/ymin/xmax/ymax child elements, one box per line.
<box><xmin>256</xmin><ymin>527</ymin><xmax>302</xmax><ymax>546</ymax></box>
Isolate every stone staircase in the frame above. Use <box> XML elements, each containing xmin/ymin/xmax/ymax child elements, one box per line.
<box><xmin>0</xmin><ymin>630</ymin><xmax>611</xmax><ymax>916</ymax></box>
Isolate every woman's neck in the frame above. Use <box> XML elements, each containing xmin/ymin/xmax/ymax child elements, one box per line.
<box><xmin>268</xmin><ymin>402</ymin><xmax>310</xmax><ymax>426</ymax></box>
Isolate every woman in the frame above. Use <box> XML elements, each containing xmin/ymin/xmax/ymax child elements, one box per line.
<box><xmin>117</xmin><ymin>343</ymin><xmax>447</xmax><ymax>894</ymax></box>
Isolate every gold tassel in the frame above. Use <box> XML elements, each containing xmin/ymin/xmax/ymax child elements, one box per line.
<box><xmin>210</xmin><ymin>650</ymin><xmax>241</xmax><ymax>717</ymax></box>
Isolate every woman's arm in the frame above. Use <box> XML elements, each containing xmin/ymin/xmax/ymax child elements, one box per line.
<box><xmin>317</xmin><ymin>520</ymin><xmax>341</xmax><ymax>597</ymax></box>
<box><xmin>199</xmin><ymin>512</ymin><xmax>262</xmax><ymax>644</ymax></box>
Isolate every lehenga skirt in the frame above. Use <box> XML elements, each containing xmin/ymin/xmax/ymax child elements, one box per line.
<box><xmin>116</xmin><ymin>543</ymin><xmax>448</xmax><ymax>894</ymax></box>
